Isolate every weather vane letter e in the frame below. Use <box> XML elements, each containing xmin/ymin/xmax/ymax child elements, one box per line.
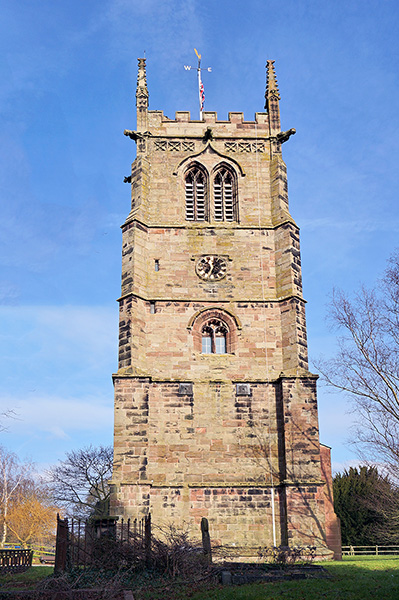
<box><xmin>184</xmin><ymin>49</ymin><xmax>212</xmax><ymax>120</ymax></box>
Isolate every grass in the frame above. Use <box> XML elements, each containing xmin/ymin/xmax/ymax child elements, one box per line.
<box><xmin>184</xmin><ymin>556</ymin><xmax>399</xmax><ymax>600</ymax></box>
<box><xmin>1</xmin><ymin>557</ymin><xmax>399</xmax><ymax>599</ymax></box>
<box><xmin>0</xmin><ymin>566</ymin><xmax>53</xmax><ymax>590</ymax></box>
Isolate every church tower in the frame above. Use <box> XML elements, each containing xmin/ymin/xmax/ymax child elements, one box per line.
<box><xmin>110</xmin><ymin>58</ymin><xmax>340</xmax><ymax>558</ymax></box>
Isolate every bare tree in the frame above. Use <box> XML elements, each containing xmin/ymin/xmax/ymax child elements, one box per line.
<box><xmin>0</xmin><ymin>446</ymin><xmax>32</xmax><ymax>547</ymax></box>
<box><xmin>0</xmin><ymin>409</ymin><xmax>16</xmax><ymax>433</ymax></box>
<box><xmin>46</xmin><ymin>445</ymin><xmax>113</xmax><ymax>518</ymax></box>
<box><xmin>318</xmin><ymin>251</ymin><xmax>399</xmax><ymax>479</ymax></box>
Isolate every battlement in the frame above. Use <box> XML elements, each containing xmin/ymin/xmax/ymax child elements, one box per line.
<box><xmin>148</xmin><ymin>110</ymin><xmax>269</xmax><ymax>125</ymax></box>
<box><xmin>145</xmin><ymin>110</ymin><xmax>270</xmax><ymax>136</ymax></box>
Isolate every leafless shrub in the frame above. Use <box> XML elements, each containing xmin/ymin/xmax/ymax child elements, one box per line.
<box><xmin>34</xmin><ymin>568</ymin><xmax>131</xmax><ymax>600</ymax></box>
<box><xmin>258</xmin><ymin>545</ymin><xmax>316</xmax><ymax>565</ymax></box>
<box><xmin>37</xmin><ymin>524</ymin><xmax>213</xmax><ymax>599</ymax></box>
<box><xmin>150</xmin><ymin>523</ymin><xmax>208</xmax><ymax>578</ymax></box>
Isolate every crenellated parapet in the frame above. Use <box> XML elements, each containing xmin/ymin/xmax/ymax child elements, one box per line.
<box><xmin>128</xmin><ymin>59</ymin><xmax>294</xmax><ymax>159</ymax></box>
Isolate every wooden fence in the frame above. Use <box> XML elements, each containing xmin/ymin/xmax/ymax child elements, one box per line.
<box><xmin>55</xmin><ymin>513</ymin><xmax>151</xmax><ymax>573</ymax></box>
<box><xmin>342</xmin><ymin>545</ymin><xmax>399</xmax><ymax>556</ymax></box>
<box><xmin>0</xmin><ymin>549</ymin><xmax>33</xmax><ymax>573</ymax></box>
<box><xmin>3</xmin><ymin>543</ymin><xmax>55</xmax><ymax>564</ymax></box>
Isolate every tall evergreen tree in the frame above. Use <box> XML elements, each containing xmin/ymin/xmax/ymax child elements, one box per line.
<box><xmin>333</xmin><ymin>466</ymin><xmax>399</xmax><ymax>545</ymax></box>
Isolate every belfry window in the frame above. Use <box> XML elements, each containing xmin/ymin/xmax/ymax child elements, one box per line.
<box><xmin>185</xmin><ymin>168</ymin><xmax>207</xmax><ymax>221</ymax></box>
<box><xmin>213</xmin><ymin>167</ymin><xmax>237</xmax><ymax>222</ymax></box>
<box><xmin>201</xmin><ymin>319</ymin><xmax>228</xmax><ymax>354</ymax></box>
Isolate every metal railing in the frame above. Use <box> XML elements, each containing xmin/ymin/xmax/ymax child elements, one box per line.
<box><xmin>55</xmin><ymin>513</ymin><xmax>151</xmax><ymax>573</ymax></box>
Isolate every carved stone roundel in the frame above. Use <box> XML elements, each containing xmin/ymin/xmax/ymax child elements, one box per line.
<box><xmin>196</xmin><ymin>256</ymin><xmax>227</xmax><ymax>281</ymax></box>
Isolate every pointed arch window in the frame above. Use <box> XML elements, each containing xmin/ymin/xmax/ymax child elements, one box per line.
<box><xmin>213</xmin><ymin>167</ymin><xmax>237</xmax><ymax>222</ymax></box>
<box><xmin>185</xmin><ymin>167</ymin><xmax>208</xmax><ymax>221</ymax></box>
<box><xmin>201</xmin><ymin>319</ymin><xmax>228</xmax><ymax>354</ymax></box>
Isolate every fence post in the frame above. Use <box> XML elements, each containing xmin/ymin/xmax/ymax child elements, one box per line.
<box><xmin>201</xmin><ymin>517</ymin><xmax>212</xmax><ymax>564</ymax></box>
<box><xmin>71</xmin><ymin>519</ymin><xmax>75</xmax><ymax>569</ymax></box>
<box><xmin>376</xmin><ymin>545</ymin><xmax>378</xmax><ymax>556</ymax></box>
<box><xmin>350</xmin><ymin>545</ymin><xmax>354</xmax><ymax>556</ymax></box>
<box><xmin>145</xmin><ymin>514</ymin><xmax>152</xmax><ymax>568</ymax></box>
<box><xmin>54</xmin><ymin>514</ymin><xmax>69</xmax><ymax>574</ymax></box>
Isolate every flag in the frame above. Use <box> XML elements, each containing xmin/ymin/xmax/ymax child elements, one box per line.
<box><xmin>200</xmin><ymin>81</ymin><xmax>205</xmax><ymax>111</ymax></box>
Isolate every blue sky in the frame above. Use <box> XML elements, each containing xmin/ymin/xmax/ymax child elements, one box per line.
<box><xmin>1</xmin><ymin>0</ymin><xmax>399</xmax><ymax>473</ymax></box>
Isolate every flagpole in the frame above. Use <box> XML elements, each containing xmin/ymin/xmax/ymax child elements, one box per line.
<box><xmin>198</xmin><ymin>61</ymin><xmax>203</xmax><ymax>121</ymax></box>
<box><xmin>195</xmin><ymin>49</ymin><xmax>203</xmax><ymax>120</ymax></box>
<box><xmin>184</xmin><ymin>50</ymin><xmax>211</xmax><ymax>121</ymax></box>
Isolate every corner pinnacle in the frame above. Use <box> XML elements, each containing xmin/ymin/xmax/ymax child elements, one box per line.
<box><xmin>264</xmin><ymin>60</ymin><xmax>280</xmax><ymax>109</ymax></box>
<box><xmin>264</xmin><ymin>59</ymin><xmax>281</xmax><ymax>134</ymax></box>
<box><xmin>136</xmin><ymin>58</ymin><xmax>149</xmax><ymax>104</ymax></box>
<box><xmin>136</xmin><ymin>57</ymin><xmax>149</xmax><ymax>131</ymax></box>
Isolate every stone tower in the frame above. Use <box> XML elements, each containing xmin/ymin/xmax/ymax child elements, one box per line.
<box><xmin>110</xmin><ymin>58</ymin><xmax>340</xmax><ymax>558</ymax></box>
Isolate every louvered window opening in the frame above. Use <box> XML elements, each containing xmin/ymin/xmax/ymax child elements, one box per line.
<box><xmin>185</xmin><ymin>170</ymin><xmax>206</xmax><ymax>221</ymax></box>
<box><xmin>214</xmin><ymin>169</ymin><xmax>235</xmax><ymax>222</ymax></box>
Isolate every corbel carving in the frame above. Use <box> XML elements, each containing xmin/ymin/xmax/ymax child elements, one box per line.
<box><xmin>277</xmin><ymin>128</ymin><xmax>296</xmax><ymax>144</ymax></box>
<box><xmin>123</xmin><ymin>130</ymin><xmax>152</xmax><ymax>141</ymax></box>
<box><xmin>203</xmin><ymin>127</ymin><xmax>213</xmax><ymax>142</ymax></box>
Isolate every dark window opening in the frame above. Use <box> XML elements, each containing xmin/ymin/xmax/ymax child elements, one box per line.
<box><xmin>213</xmin><ymin>167</ymin><xmax>237</xmax><ymax>222</ymax></box>
<box><xmin>185</xmin><ymin>168</ymin><xmax>207</xmax><ymax>221</ymax></box>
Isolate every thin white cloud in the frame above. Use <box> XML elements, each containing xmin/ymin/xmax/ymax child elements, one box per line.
<box><xmin>3</xmin><ymin>394</ymin><xmax>113</xmax><ymax>438</ymax></box>
<box><xmin>0</xmin><ymin>304</ymin><xmax>116</xmax><ymax>353</ymax></box>
<box><xmin>30</xmin><ymin>305</ymin><xmax>117</xmax><ymax>358</ymax></box>
<box><xmin>1</xmin><ymin>393</ymin><xmax>113</xmax><ymax>466</ymax></box>
<box><xmin>301</xmin><ymin>216</ymin><xmax>399</xmax><ymax>234</ymax></box>
<box><xmin>105</xmin><ymin>0</ymin><xmax>202</xmax><ymax>60</ymax></box>
<box><xmin>0</xmin><ymin>281</ymin><xmax>20</xmax><ymax>306</ymax></box>
<box><xmin>0</xmin><ymin>305</ymin><xmax>118</xmax><ymax>404</ymax></box>
<box><xmin>332</xmin><ymin>458</ymin><xmax>363</xmax><ymax>475</ymax></box>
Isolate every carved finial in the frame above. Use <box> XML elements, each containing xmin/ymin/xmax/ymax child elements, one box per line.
<box><xmin>136</xmin><ymin>58</ymin><xmax>149</xmax><ymax>105</ymax></box>
<box><xmin>136</xmin><ymin>58</ymin><xmax>149</xmax><ymax>133</ymax></box>
<box><xmin>265</xmin><ymin>59</ymin><xmax>280</xmax><ymax>109</ymax></box>
<box><xmin>265</xmin><ymin>60</ymin><xmax>281</xmax><ymax>134</ymax></box>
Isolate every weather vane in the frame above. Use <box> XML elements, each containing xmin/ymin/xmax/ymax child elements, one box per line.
<box><xmin>184</xmin><ymin>49</ymin><xmax>212</xmax><ymax>120</ymax></box>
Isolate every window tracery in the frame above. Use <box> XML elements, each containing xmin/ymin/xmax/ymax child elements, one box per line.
<box><xmin>213</xmin><ymin>166</ymin><xmax>237</xmax><ymax>222</ymax></box>
<box><xmin>185</xmin><ymin>167</ymin><xmax>207</xmax><ymax>221</ymax></box>
<box><xmin>201</xmin><ymin>319</ymin><xmax>228</xmax><ymax>354</ymax></box>
<box><xmin>184</xmin><ymin>163</ymin><xmax>238</xmax><ymax>223</ymax></box>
